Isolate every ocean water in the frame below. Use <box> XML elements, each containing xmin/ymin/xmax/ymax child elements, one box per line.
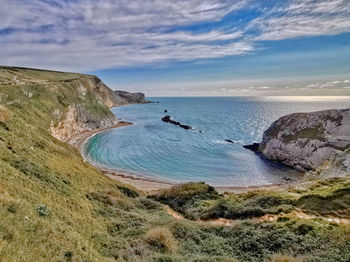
<box><xmin>83</xmin><ymin>96</ymin><xmax>350</xmax><ymax>187</ymax></box>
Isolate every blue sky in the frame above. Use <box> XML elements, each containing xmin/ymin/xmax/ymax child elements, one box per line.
<box><xmin>1</xmin><ymin>0</ymin><xmax>350</xmax><ymax>96</ymax></box>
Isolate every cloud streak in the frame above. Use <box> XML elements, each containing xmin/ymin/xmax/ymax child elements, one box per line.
<box><xmin>0</xmin><ymin>0</ymin><xmax>349</xmax><ymax>71</ymax></box>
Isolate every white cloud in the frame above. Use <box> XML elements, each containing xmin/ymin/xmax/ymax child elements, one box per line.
<box><xmin>250</xmin><ymin>0</ymin><xmax>350</xmax><ymax>40</ymax></box>
<box><xmin>0</xmin><ymin>0</ymin><xmax>252</xmax><ymax>71</ymax></box>
<box><xmin>0</xmin><ymin>0</ymin><xmax>349</xmax><ymax>71</ymax></box>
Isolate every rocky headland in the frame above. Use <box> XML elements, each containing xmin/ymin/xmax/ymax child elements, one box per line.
<box><xmin>114</xmin><ymin>90</ymin><xmax>147</xmax><ymax>104</ymax></box>
<box><xmin>245</xmin><ymin>108</ymin><xmax>350</xmax><ymax>177</ymax></box>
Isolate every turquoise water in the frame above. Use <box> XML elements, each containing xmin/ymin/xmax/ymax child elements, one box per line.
<box><xmin>84</xmin><ymin>96</ymin><xmax>350</xmax><ymax>187</ymax></box>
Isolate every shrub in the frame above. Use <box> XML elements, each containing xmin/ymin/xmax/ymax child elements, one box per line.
<box><xmin>64</xmin><ymin>251</ymin><xmax>73</xmax><ymax>261</ymax></box>
<box><xmin>117</xmin><ymin>185</ymin><xmax>139</xmax><ymax>198</ymax></box>
<box><xmin>296</xmin><ymin>187</ymin><xmax>350</xmax><ymax>215</ymax></box>
<box><xmin>277</xmin><ymin>217</ymin><xmax>290</xmax><ymax>223</ymax></box>
<box><xmin>296</xmin><ymin>224</ymin><xmax>313</xmax><ymax>235</ymax></box>
<box><xmin>150</xmin><ymin>182</ymin><xmax>219</xmax><ymax>219</ymax></box>
<box><xmin>153</xmin><ymin>255</ymin><xmax>174</xmax><ymax>262</ymax></box>
<box><xmin>36</xmin><ymin>204</ymin><xmax>50</xmax><ymax>217</ymax></box>
<box><xmin>7</xmin><ymin>204</ymin><xmax>17</xmax><ymax>213</ymax></box>
<box><xmin>146</xmin><ymin>227</ymin><xmax>178</xmax><ymax>253</ymax></box>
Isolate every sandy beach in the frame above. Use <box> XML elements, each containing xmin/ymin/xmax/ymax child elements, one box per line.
<box><xmin>71</xmin><ymin>120</ymin><xmax>302</xmax><ymax>194</ymax></box>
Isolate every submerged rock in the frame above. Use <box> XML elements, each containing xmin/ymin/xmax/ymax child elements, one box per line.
<box><xmin>254</xmin><ymin>108</ymin><xmax>350</xmax><ymax>173</ymax></box>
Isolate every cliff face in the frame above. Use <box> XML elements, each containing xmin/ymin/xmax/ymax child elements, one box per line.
<box><xmin>50</xmin><ymin>104</ymin><xmax>117</xmax><ymax>142</ymax></box>
<box><xmin>0</xmin><ymin>66</ymin><xmax>145</xmax><ymax>142</ymax></box>
<box><xmin>258</xmin><ymin>108</ymin><xmax>350</xmax><ymax>173</ymax></box>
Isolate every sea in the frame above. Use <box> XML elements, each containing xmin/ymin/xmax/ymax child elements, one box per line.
<box><xmin>83</xmin><ymin>96</ymin><xmax>350</xmax><ymax>187</ymax></box>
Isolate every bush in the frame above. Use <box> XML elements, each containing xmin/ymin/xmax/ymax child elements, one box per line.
<box><xmin>63</xmin><ymin>251</ymin><xmax>73</xmax><ymax>261</ymax></box>
<box><xmin>277</xmin><ymin>217</ymin><xmax>290</xmax><ymax>223</ymax></box>
<box><xmin>150</xmin><ymin>182</ymin><xmax>219</xmax><ymax>219</ymax></box>
<box><xmin>296</xmin><ymin>224</ymin><xmax>313</xmax><ymax>235</ymax></box>
<box><xmin>296</xmin><ymin>187</ymin><xmax>350</xmax><ymax>215</ymax></box>
<box><xmin>146</xmin><ymin>227</ymin><xmax>178</xmax><ymax>253</ymax></box>
<box><xmin>117</xmin><ymin>185</ymin><xmax>139</xmax><ymax>198</ymax></box>
<box><xmin>7</xmin><ymin>204</ymin><xmax>17</xmax><ymax>213</ymax></box>
<box><xmin>200</xmin><ymin>195</ymin><xmax>294</xmax><ymax>220</ymax></box>
<box><xmin>36</xmin><ymin>204</ymin><xmax>50</xmax><ymax>217</ymax></box>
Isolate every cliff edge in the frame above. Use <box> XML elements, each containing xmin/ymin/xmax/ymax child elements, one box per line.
<box><xmin>255</xmin><ymin>108</ymin><xmax>350</xmax><ymax>175</ymax></box>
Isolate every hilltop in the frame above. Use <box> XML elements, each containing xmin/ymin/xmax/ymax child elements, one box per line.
<box><xmin>0</xmin><ymin>66</ymin><xmax>349</xmax><ymax>262</ymax></box>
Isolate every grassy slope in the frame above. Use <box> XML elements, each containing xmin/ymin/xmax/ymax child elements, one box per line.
<box><xmin>0</xmin><ymin>67</ymin><xmax>349</xmax><ymax>262</ymax></box>
<box><xmin>0</xmin><ymin>67</ymin><xmax>170</xmax><ymax>261</ymax></box>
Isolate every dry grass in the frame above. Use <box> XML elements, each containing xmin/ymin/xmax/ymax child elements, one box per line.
<box><xmin>146</xmin><ymin>226</ymin><xmax>178</xmax><ymax>253</ymax></box>
<box><xmin>266</xmin><ymin>254</ymin><xmax>305</xmax><ymax>262</ymax></box>
<box><xmin>0</xmin><ymin>105</ymin><xmax>11</xmax><ymax>122</ymax></box>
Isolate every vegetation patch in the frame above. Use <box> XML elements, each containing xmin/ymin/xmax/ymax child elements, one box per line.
<box><xmin>151</xmin><ymin>183</ymin><xmax>294</xmax><ymax>220</ymax></box>
<box><xmin>146</xmin><ymin>226</ymin><xmax>178</xmax><ymax>253</ymax></box>
<box><xmin>117</xmin><ymin>185</ymin><xmax>139</xmax><ymax>198</ymax></box>
<box><xmin>150</xmin><ymin>182</ymin><xmax>220</xmax><ymax>219</ymax></box>
<box><xmin>283</xmin><ymin>125</ymin><xmax>325</xmax><ymax>142</ymax></box>
<box><xmin>0</xmin><ymin>105</ymin><xmax>11</xmax><ymax>122</ymax></box>
<box><xmin>296</xmin><ymin>187</ymin><xmax>350</xmax><ymax>217</ymax></box>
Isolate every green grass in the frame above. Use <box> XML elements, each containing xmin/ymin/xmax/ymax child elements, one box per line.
<box><xmin>0</xmin><ymin>66</ymin><xmax>349</xmax><ymax>261</ymax></box>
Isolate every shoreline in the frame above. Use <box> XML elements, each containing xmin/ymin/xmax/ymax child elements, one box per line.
<box><xmin>71</xmin><ymin>118</ymin><xmax>302</xmax><ymax>194</ymax></box>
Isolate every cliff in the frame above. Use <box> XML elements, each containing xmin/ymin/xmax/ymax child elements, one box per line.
<box><xmin>256</xmin><ymin>108</ymin><xmax>350</xmax><ymax>174</ymax></box>
<box><xmin>0</xmin><ymin>66</ymin><xmax>145</xmax><ymax>142</ymax></box>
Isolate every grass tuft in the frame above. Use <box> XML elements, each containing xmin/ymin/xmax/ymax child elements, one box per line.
<box><xmin>146</xmin><ymin>226</ymin><xmax>178</xmax><ymax>253</ymax></box>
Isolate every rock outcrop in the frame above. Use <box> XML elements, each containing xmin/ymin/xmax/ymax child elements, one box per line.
<box><xmin>255</xmin><ymin>108</ymin><xmax>350</xmax><ymax>173</ymax></box>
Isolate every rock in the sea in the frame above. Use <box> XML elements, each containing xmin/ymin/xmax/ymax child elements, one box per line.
<box><xmin>180</xmin><ymin>124</ymin><xmax>192</xmax><ymax>130</ymax></box>
<box><xmin>164</xmin><ymin>109</ymin><xmax>168</xmax><ymax>113</ymax></box>
<box><xmin>225</xmin><ymin>139</ymin><xmax>234</xmax><ymax>144</ymax></box>
<box><xmin>162</xmin><ymin>115</ymin><xmax>171</xmax><ymax>122</ymax></box>
<box><xmin>258</xmin><ymin>108</ymin><xmax>350</xmax><ymax>172</ymax></box>
<box><xmin>162</xmin><ymin>115</ymin><xmax>192</xmax><ymax>130</ymax></box>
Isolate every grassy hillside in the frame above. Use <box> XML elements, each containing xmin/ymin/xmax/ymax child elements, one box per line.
<box><xmin>0</xmin><ymin>67</ymin><xmax>349</xmax><ymax>262</ymax></box>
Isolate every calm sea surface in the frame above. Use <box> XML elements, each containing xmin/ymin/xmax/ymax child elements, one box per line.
<box><xmin>83</xmin><ymin>96</ymin><xmax>350</xmax><ymax>187</ymax></box>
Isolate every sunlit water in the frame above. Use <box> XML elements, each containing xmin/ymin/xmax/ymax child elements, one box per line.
<box><xmin>83</xmin><ymin>96</ymin><xmax>350</xmax><ymax>187</ymax></box>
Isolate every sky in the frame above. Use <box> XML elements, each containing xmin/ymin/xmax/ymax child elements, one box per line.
<box><xmin>0</xmin><ymin>0</ymin><xmax>350</xmax><ymax>96</ymax></box>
